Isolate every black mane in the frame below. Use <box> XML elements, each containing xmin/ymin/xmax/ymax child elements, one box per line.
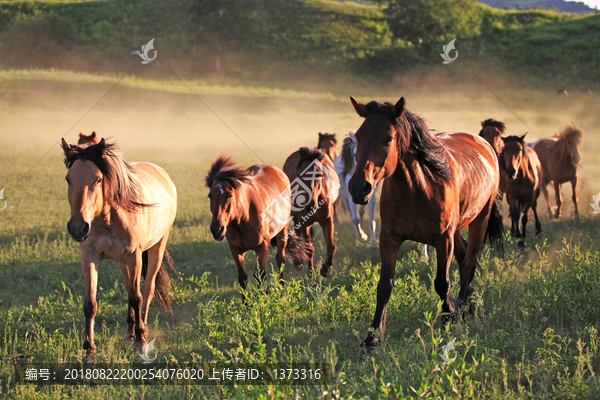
<box><xmin>205</xmin><ymin>156</ymin><xmax>252</xmax><ymax>189</ymax></box>
<box><xmin>297</xmin><ymin>147</ymin><xmax>326</xmax><ymax>170</ymax></box>
<box><xmin>365</xmin><ymin>101</ymin><xmax>453</xmax><ymax>183</ymax></box>
<box><xmin>479</xmin><ymin>118</ymin><xmax>506</xmax><ymax>136</ymax></box>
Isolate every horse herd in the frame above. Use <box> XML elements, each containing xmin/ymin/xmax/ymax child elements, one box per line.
<box><xmin>61</xmin><ymin>97</ymin><xmax>583</xmax><ymax>355</ymax></box>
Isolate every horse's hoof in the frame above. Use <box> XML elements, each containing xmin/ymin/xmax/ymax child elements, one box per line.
<box><xmin>359</xmin><ymin>234</ymin><xmax>368</xmax><ymax>242</ymax></box>
<box><xmin>518</xmin><ymin>239</ymin><xmax>527</xmax><ymax>248</ymax></box>
<box><xmin>370</xmin><ymin>242</ymin><xmax>378</xmax><ymax>248</ymax></box>
<box><xmin>320</xmin><ymin>265</ymin><xmax>334</xmax><ymax>278</ymax></box>
<box><xmin>574</xmin><ymin>214</ymin><xmax>580</xmax><ymax>221</ymax></box>
<box><xmin>83</xmin><ymin>342</ymin><xmax>96</xmax><ymax>356</ymax></box>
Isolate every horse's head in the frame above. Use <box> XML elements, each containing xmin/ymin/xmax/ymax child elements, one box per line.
<box><xmin>479</xmin><ymin>119</ymin><xmax>506</xmax><ymax>155</ymax></box>
<box><xmin>78</xmin><ymin>131</ymin><xmax>99</xmax><ymax>146</ymax></box>
<box><xmin>294</xmin><ymin>148</ymin><xmax>329</xmax><ymax>211</ymax></box>
<box><xmin>500</xmin><ymin>134</ymin><xmax>527</xmax><ymax>180</ymax></box>
<box><xmin>62</xmin><ymin>138</ymin><xmax>106</xmax><ymax>242</ymax></box>
<box><xmin>560</xmin><ymin>124</ymin><xmax>583</xmax><ymax>165</ymax></box>
<box><xmin>347</xmin><ymin>97</ymin><xmax>407</xmax><ymax>205</ymax></box>
<box><xmin>205</xmin><ymin>156</ymin><xmax>250</xmax><ymax>242</ymax></box>
<box><xmin>317</xmin><ymin>133</ymin><xmax>338</xmax><ymax>162</ymax></box>
<box><xmin>208</xmin><ymin>180</ymin><xmax>237</xmax><ymax>241</ymax></box>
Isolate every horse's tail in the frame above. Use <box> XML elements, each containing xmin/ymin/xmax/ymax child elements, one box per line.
<box><xmin>141</xmin><ymin>249</ymin><xmax>180</xmax><ymax>312</ymax></box>
<box><xmin>485</xmin><ymin>190</ymin><xmax>505</xmax><ymax>257</ymax></box>
<box><xmin>270</xmin><ymin>233</ymin><xmax>310</xmax><ymax>263</ymax></box>
<box><xmin>333</xmin><ymin>195</ymin><xmax>346</xmax><ymax>215</ymax></box>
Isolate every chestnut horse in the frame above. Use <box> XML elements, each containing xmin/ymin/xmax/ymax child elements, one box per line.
<box><xmin>77</xmin><ymin>131</ymin><xmax>100</xmax><ymax>146</ymax></box>
<box><xmin>318</xmin><ymin>133</ymin><xmax>338</xmax><ymax>162</ymax></box>
<box><xmin>206</xmin><ymin>156</ymin><xmax>307</xmax><ymax>290</ymax></box>
<box><xmin>530</xmin><ymin>124</ymin><xmax>583</xmax><ymax>219</ymax></box>
<box><xmin>283</xmin><ymin>147</ymin><xmax>339</xmax><ymax>276</ymax></box>
<box><xmin>348</xmin><ymin>97</ymin><xmax>504</xmax><ymax>352</ymax></box>
<box><xmin>500</xmin><ymin>134</ymin><xmax>543</xmax><ymax>247</ymax></box>
<box><xmin>62</xmin><ymin>138</ymin><xmax>178</xmax><ymax>355</ymax></box>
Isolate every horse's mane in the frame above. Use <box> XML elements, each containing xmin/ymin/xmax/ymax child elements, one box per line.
<box><xmin>318</xmin><ymin>133</ymin><xmax>337</xmax><ymax>146</ymax></box>
<box><xmin>559</xmin><ymin>124</ymin><xmax>584</xmax><ymax>140</ymax></box>
<box><xmin>63</xmin><ymin>140</ymin><xmax>150</xmax><ymax>212</ymax></box>
<box><xmin>205</xmin><ymin>156</ymin><xmax>253</xmax><ymax>189</ymax></box>
<box><xmin>365</xmin><ymin>101</ymin><xmax>452</xmax><ymax>183</ymax></box>
<box><xmin>297</xmin><ymin>147</ymin><xmax>326</xmax><ymax>170</ymax></box>
<box><xmin>341</xmin><ymin>131</ymin><xmax>356</xmax><ymax>178</ymax></box>
<box><xmin>479</xmin><ymin>118</ymin><xmax>506</xmax><ymax>136</ymax></box>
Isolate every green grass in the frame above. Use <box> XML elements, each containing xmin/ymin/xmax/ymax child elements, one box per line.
<box><xmin>1</xmin><ymin>74</ymin><xmax>600</xmax><ymax>398</ymax></box>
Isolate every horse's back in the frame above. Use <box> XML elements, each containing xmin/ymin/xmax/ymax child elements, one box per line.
<box><xmin>282</xmin><ymin>151</ymin><xmax>300</xmax><ymax>179</ymax></box>
<box><xmin>437</xmin><ymin>132</ymin><xmax>498</xmax><ymax>177</ymax></box>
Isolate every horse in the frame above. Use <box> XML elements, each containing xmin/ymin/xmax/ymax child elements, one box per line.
<box><xmin>77</xmin><ymin>131</ymin><xmax>99</xmax><ymax>146</ymax></box>
<box><xmin>478</xmin><ymin>119</ymin><xmax>506</xmax><ymax>155</ymax></box>
<box><xmin>557</xmin><ymin>89</ymin><xmax>569</xmax><ymax>97</ymax></box>
<box><xmin>282</xmin><ymin>147</ymin><xmax>339</xmax><ymax>276</ymax></box>
<box><xmin>530</xmin><ymin>124</ymin><xmax>583</xmax><ymax>219</ymax></box>
<box><xmin>61</xmin><ymin>138</ymin><xmax>178</xmax><ymax>355</ymax></box>
<box><xmin>499</xmin><ymin>134</ymin><xmax>543</xmax><ymax>247</ymax></box>
<box><xmin>334</xmin><ymin>131</ymin><xmax>380</xmax><ymax>247</ymax></box>
<box><xmin>318</xmin><ymin>133</ymin><xmax>338</xmax><ymax>162</ymax></box>
<box><xmin>347</xmin><ymin>97</ymin><xmax>504</xmax><ymax>352</ymax></box>
<box><xmin>206</xmin><ymin>156</ymin><xmax>307</xmax><ymax>291</ymax></box>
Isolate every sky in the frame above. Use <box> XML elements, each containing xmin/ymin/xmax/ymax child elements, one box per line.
<box><xmin>577</xmin><ymin>0</ymin><xmax>600</xmax><ymax>8</ymax></box>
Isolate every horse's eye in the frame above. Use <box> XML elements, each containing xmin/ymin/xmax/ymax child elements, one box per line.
<box><xmin>386</xmin><ymin>137</ymin><xmax>393</xmax><ymax>144</ymax></box>
<box><xmin>226</xmin><ymin>194</ymin><xmax>233</xmax><ymax>200</ymax></box>
<box><xmin>65</xmin><ymin>176</ymin><xmax>70</xmax><ymax>185</ymax></box>
<box><xmin>96</xmin><ymin>178</ymin><xmax>102</xmax><ymax>185</ymax></box>
<box><xmin>207</xmin><ymin>193</ymin><xmax>212</xmax><ymax>199</ymax></box>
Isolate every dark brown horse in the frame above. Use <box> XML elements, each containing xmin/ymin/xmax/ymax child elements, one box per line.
<box><xmin>530</xmin><ymin>124</ymin><xmax>583</xmax><ymax>219</ymax></box>
<box><xmin>318</xmin><ymin>133</ymin><xmax>338</xmax><ymax>162</ymax></box>
<box><xmin>479</xmin><ymin>119</ymin><xmax>506</xmax><ymax>155</ymax></box>
<box><xmin>282</xmin><ymin>147</ymin><xmax>339</xmax><ymax>276</ymax></box>
<box><xmin>206</xmin><ymin>156</ymin><xmax>307</xmax><ymax>291</ymax></box>
<box><xmin>347</xmin><ymin>97</ymin><xmax>504</xmax><ymax>352</ymax></box>
<box><xmin>62</xmin><ymin>138</ymin><xmax>178</xmax><ymax>354</ymax></box>
<box><xmin>500</xmin><ymin>134</ymin><xmax>543</xmax><ymax>247</ymax></box>
<box><xmin>78</xmin><ymin>131</ymin><xmax>99</xmax><ymax>146</ymax></box>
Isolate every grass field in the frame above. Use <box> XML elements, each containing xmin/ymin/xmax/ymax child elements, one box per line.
<box><xmin>1</xmin><ymin>70</ymin><xmax>600</xmax><ymax>399</ymax></box>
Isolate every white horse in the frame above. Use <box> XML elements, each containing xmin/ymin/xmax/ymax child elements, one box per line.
<box><xmin>335</xmin><ymin>130</ymin><xmax>431</xmax><ymax>259</ymax></box>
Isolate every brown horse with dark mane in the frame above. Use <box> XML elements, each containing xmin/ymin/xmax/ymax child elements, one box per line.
<box><xmin>62</xmin><ymin>138</ymin><xmax>178</xmax><ymax>354</ymax></box>
<box><xmin>206</xmin><ymin>156</ymin><xmax>307</xmax><ymax>291</ymax></box>
<box><xmin>500</xmin><ymin>134</ymin><xmax>543</xmax><ymax>247</ymax></box>
<box><xmin>282</xmin><ymin>147</ymin><xmax>339</xmax><ymax>276</ymax></box>
<box><xmin>479</xmin><ymin>119</ymin><xmax>506</xmax><ymax>155</ymax></box>
<box><xmin>318</xmin><ymin>133</ymin><xmax>338</xmax><ymax>162</ymax></box>
<box><xmin>78</xmin><ymin>131</ymin><xmax>99</xmax><ymax>146</ymax></box>
<box><xmin>347</xmin><ymin>97</ymin><xmax>504</xmax><ymax>353</ymax></box>
<box><xmin>530</xmin><ymin>124</ymin><xmax>583</xmax><ymax>219</ymax></box>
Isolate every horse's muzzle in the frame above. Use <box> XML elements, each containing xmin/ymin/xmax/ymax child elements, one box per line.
<box><xmin>210</xmin><ymin>224</ymin><xmax>226</xmax><ymax>241</ymax></box>
<box><xmin>505</xmin><ymin>167</ymin><xmax>517</xmax><ymax>180</ymax></box>
<box><xmin>573</xmin><ymin>154</ymin><xmax>581</xmax><ymax>164</ymax></box>
<box><xmin>348</xmin><ymin>178</ymin><xmax>372</xmax><ymax>206</ymax></box>
<box><xmin>67</xmin><ymin>220</ymin><xmax>89</xmax><ymax>242</ymax></box>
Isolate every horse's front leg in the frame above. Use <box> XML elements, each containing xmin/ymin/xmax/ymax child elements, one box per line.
<box><xmin>361</xmin><ymin>232</ymin><xmax>402</xmax><ymax>353</ymax></box>
<box><xmin>367</xmin><ymin>192</ymin><xmax>378</xmax><ymax>247</ymax></box>
<box><xmin>120</xmin><ymin>251</ymin><xmax>146</xmax><ymax>349</ymax></box>
<box><xmin>81</xmin><ymin>252</ymin><xmax>100</xmax><ymax>355</ymax></box>
<box><xmin>520</xmin><ymin>203</ymin><xmax>531</xmax><ymax>247</ymax></box>
<box><xmin>507</xmin><ymin>194</ymin><xmax>522</xmax><ymax>238</ymax></box>
<box><xmin>319</xmin><ymin>217</ymin><xmax>336</xmax><ymax>277</ymax></box>
<box><xmin>228</xmin><ymin>242</ymin><xmax>248</xmax><ymax>291</ymax></box>
<box><xmin>554</xmin><ymin>181</ymin><xmax>563</xmax><ymax>219</ymax></box>
<box><xmin>571</xmin><ymin>177</ymin><xmax>579</xmax><ymax>219</ymax></box>
<box><xmin>255</xmin><ymin>241</ymin><xmax>270</xmax><ymax>285</ymax></box>
<box><xmin>119</xmin><ymin>262</ymin><xmax>134</xmax><ymax>343</ymax></box>
<box><xmin>434</xmin><ymin>234</ymin><xmax>455</xmax><ymax>317</ymax></box>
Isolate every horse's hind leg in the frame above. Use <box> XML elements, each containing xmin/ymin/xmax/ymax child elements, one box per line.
<box><xmin>533</xmin><ymin>189</ymin><xmax>542</xmax><ymax>235</ymax></box>
<box><xmin>553</xmin><ymin>181</ymin><xmax>563</xmax><ymax>219</ymax></box>
<box><xmin>434</xmin><ymin>234</ymin><xmax>456</xmax><ymax>317</ymax></box>
<box><xmin>255</xmin><ymin>241</ymin><xmax>270</xmax><ymax>286</ymax></box>
<box><xmin>453</xmin><ymin>232</ymin><xmax>475</xmax><ymax>298</ymax></box>
<box><xmin>120</xmin><ymin>251</ymin><xmax>146</xmax><ymax>349</ymax></box>
<box><xmin>318</xmin><ymin>217</ymin><xmax>336</xmax><ymax>277</ymax></box>
<box><xmin>541</xmin><ymin>179</ymin><xmax>553</xmax><ymax>218</ymax></box>
<box><xmin>571</xmin><ymin>177</ymin><xmax>579</xmax><ymax>219</ymax></box>
<box><xmin>141</xmin><ymin>233</ymin><xmax>169</xmax><ymax>328</ymax></box>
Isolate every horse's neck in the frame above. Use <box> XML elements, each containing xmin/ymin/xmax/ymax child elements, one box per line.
<box><xmin>553</xmin><ymin>139</ymin><xmax>572</xmax><ymax>165</ymax></box>
<box><xmin>391</xmin><ymin>153</ymin><xmax>433</xmax><ymax>193</ymax></box>
<box><xmin>231</xmin><ymin>183</ymin><xmax>253</xmax><ymax>227</ymax></box>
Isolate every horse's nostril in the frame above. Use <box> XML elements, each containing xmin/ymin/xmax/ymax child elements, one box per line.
<box><xmin>82</xmin><ymin>222</ymin><xmax>90</xmax><ymax>236</ymax></box>
<box><xmin>67</xmin><ymin>221</ymin><xmax>73</xmax><ymax>235</ymax></box>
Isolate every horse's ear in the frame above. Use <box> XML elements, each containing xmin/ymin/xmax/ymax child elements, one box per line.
<box><xmin>350</xmin><ymin>97</ymin><xmax>369</xmax><ymax>118</ymax></box>
<box><xmin>90</xmin><ymin>132</ymin><xmax>97</xmax><ymax>139</ymax></box>
<box><xmin>61</xmin><ymin>138</ymin><xmax>73</xmax><ymax>157</ymax></box>
<box><xmin>78</xmin><ymin>132</ymin><xmax>84</xmax><ymax>138</ymax></box>
<box><xmin>393</xmin><ymin>97</ymin><xmax>406</xmax><ymax>118</ymax></box>
<box><xmin>520</xmin><ymin>133</ymin><xmax>527</xmax><ymax>141</ymax></box>
<box><xmin>501</xmin><ymin>137</ymin><xmax>507</xmax><ymax>143</ymax></box>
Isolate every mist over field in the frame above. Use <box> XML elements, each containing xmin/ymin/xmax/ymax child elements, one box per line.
<box><xmin>1</xmin><ymin>0</ymin><xmax>600</xmax><ymax>399</ymax></box>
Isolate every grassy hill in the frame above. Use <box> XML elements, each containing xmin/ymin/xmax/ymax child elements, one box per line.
<box><xmin>478</xmin><ymin>0</ymin><xmax>595</xmax><ymax>13</ymax></box>
<box><xmin>0</xmin><ymin>0</ymin><xmax>597</xmax><ymax>91</ymax></box>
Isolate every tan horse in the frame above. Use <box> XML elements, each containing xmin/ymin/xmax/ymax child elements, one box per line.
<box><xmin>62</xmin><ymin>138</ymin><xmax>178</xmax><ymax>355</ymax></box>
<box><xmin>77</xmin><ymin>131</ymin><xmax>99</xmax><ymax>146</ymax></box>
<box><xmin>530</xmin><ymin>124</ymin><xmax>583</xmax><ymax>219</ymax></box>
<box><xmin>500</xmin><ymin>134</ymin><xmax>543</xmax><ymax>247</ymax></box>
<box><xmin>283</xmin><ymin>147</ymin><xmax>339</xmax><ymax>276</ymax></box>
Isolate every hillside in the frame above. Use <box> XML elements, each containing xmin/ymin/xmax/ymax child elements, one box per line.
<box><xmin>478</xmin><ymin>0</ymin><xmax>596</xmax><ymax>13</ymax></box>
<box><xmin>0</xmin><ymin>0</ymin><xmax>597</xmax><ymax>91</ymax></box>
